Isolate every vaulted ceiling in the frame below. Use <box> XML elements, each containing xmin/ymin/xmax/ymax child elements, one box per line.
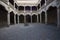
<box><xmin>16</xmin><ymin>0</ymin><xmax>41</xmax><ymax>6</ymax></box>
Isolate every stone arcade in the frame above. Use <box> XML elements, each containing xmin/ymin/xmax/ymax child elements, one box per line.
<box><xmin>0</xmin><ymin>0</ymin><xmax>60</xmax><ymax>27</ymax></box>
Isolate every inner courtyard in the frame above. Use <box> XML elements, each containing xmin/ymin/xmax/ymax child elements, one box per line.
<box><xmin>0</xmin><ymin>0</ymin><xmax>60</xmax><ymax>40</ymax></box>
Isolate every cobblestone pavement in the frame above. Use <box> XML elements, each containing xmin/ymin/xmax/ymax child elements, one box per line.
<box><xmin>0</xmin><ymin>23</ymin><xmax>60</xmax><ymax>40</ymax></box>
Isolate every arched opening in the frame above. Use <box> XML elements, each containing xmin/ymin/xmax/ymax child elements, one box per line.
<box><xmin>41</xmin><ymin>11</ymin><xmax>45</xmax><ymax>23</ymax></box>
<box><xmin>0</xmin><ymin>4</ymin><xmax>8</xmax><ymax>26</ymax></box>
<box><xmin>16</xmin><ymin>14</ymin><xmax>18</xmax><ymax>24</ymax></box>
<box><xmin>19</xmin><ymin>15</ymin><xmax>24</xmax><ymax>23</ymax></box>
<box><xmin>38</xmin><ymin>14</ymin><xmax>40</xmax><ymax>23</ymax></box>
<box><xmin>32</xmin><ymin>6</ymin><xmax>37</xmax><ymax>11</ymax></box>
<box><xmin>25</xmin><ymin>6</ymin><xmax>30</xmax><ymax>11</ymax></box>
<box><xmin>26</xmin><ymin>15</ymin><xmax>31</xmax><ymax>23</ymax></box>
<box><xmin>10</xmin><ymin>11</ymin><xmax>14</xmax><ymax>25</ymax></box>
<box><xmin>32</xmin><ymin>14</ymin><xmax>37</xmax><ymax>23</ymax></box>
<box><xmin>18</xmin><ymin>6</ymin><xmax>24</xmax><ymax>10</ymax></box>
<box><xmin>47</xmin><ymin>6</ymin><xmax>57</xmax><ymax>25</ymax></box>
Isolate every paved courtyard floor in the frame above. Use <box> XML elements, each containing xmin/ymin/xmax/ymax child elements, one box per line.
<box><xmin>0</xmin><ymin>23</ymin><xmax>60</xmax><ymax>40</ymax></box>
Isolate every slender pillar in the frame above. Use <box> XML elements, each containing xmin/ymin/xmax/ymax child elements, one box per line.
<box><xmin>24</xmin><ymin>6</ymin><xmax>26</xmax><ymax>24</ymax></box>
<box><xmin>7</xmin><ymin>13</ymin><xmax>10</xmax><ymax>25</ymax></box>
<box><xmin>18</xmin><ymin>15</ymin><xmax>19</xmax><ymax>24</ymax></box>
<box><xmin>40</xmin><ymin>2</ymin><xmax>42</xmax><ymax>23</ymax></box>
<box><xmin>14</xmin><ymin>14</ymin><xmax>16</xmax><ymax>24</ymax></box>
<box><xmin>31</xmin><ymin>6</ymin><xmax>32</xmax><ymax>23</ymax></box>
<box><xmin>14</xmin><ymin>1</ymin><xmax>16</xmax><ymax>24</ymax></box>
<box><xmin>45</xmin><ymin>11</ymin><xmax>47</xmax><ymax>24</ymax></box>
<box><xmin>37</xmin><ymin>7</ymin><xmax>39</xmax><ymax>23</ymax></box>
<box><xmin>7</xmin><ymin>1</ymin><xmax>10</xmax><ymax>26</ymax></box>
<box><xmin>24</xmin><ymin>15</ymin><xmax>26</xmax><ymax>24</ymax></box>
<box><xmin>57</xmin><ymin>6</ymin><xmax>60</xmax><ymax>27</ymax></box>
<box><xmin>45</xmin><ymin>0</ymin><xmax>47</xmax><ymax>24</ymax></box>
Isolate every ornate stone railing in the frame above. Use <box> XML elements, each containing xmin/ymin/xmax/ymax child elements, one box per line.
<box><xmin>18</xmin><ymin>10</ymin><xmax>37</xmax><ymax>13</ymax></box>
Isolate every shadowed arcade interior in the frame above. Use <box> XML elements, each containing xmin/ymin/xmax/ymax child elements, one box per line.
<box><xmin>10</xmin><ymin>11</ymin><xmax>14</xmax><ymax>25</ymax></box>
<box><xmin>47</xmin><ymin>6</ymin><xmax>57</xmax><ymax>25</ymax></box>
<box><xmin>41</xmin><ymin>11</ymin><xmax>45</xmax><ymax>23</ymax></box>
<box><xmin>19</xmin><ymin>15</ymin><xmax>24</xmax><ymax>23</ymax></box>
<box><xmin>0</xmin><ymin>4</ymin><xmax>8</xmax><ymax>27</ymax></box>
<box><xmin>26</xmin><ymin>15</ymin><xmax>31</xmax><ymax>23</ymax></box>
<box><xmin>32</xmin><ymin>14</ymin><xmax>37</xmax><ymax>23</ymax></box>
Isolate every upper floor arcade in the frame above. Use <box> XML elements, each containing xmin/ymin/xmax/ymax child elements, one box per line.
<box><xmin>0</xmin><ymin>0</ymin><xmax>60</xmax><ymax>13</ymax></box>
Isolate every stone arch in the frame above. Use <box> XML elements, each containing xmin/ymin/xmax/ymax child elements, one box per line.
<box><xmin>10</xmin><ymin>11</ymin><xmax>14</xmax><ymax>25</ymax></box>
<box><xmin>41</xmin><ymin>11</ymin><xmax>45</xmax><ymax>23</ymax></box>
<box><xmin>0</xmin><ymin>4</ymin><xmax>8</xmax><ymax>26</ymax></box>
<box><xmin>0</xmin><ymin>1</ymin><xmax>8</xmax><ymax>11</ymax></box>
<box><xmin>25</xmin><ymin>6</ymin><xmax>30</xmax><ymax>10</ymax></box>
<box><xmin>19</xmin><ymin>15</ymin><xmax>24</xmax><ymax>23</ymax></box>
<box><xmin>18</xmin><ymin>6</ymin><xmax>24</xmax><ymax>10</ymax></box>
<box><xmin>32</xmin><ymin>6</ymin><xmax>37</xmax><ymax>11</ymax></box>
<box><xmin>26</xmin><ymin>15</ymin><xmax>31</xmax><ymax>23</ymax></box>
<box><xmin>47</xmin><ymin>6</ymin><xmax>57</xmax><ymax>25</ymax></box>
<box><xmin>32</xmin><ymin>14</ymin><xmax>37</xmax><ymax>23</ymax></box>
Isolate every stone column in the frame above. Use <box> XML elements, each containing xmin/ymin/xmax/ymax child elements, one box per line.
<box><xmin>14</xmin><ymin>14</ymin><xmax>16</xmax><ymax>24</ymax></box>
<box><xmin>37</xmin><ymin>7</ymin><xmax>39</xmax><ymax>23</ymax></box>
<box><xmin>45</xmin><ymin>0</ymin><xmax>47</xmax><ymax>24</ymax></box>
<box><xmin>31</xmin><ymin>6</ymin><xmax>32</xmax><ymax>23</ymax></box>
<box><xmin>57</xmin><ymin>6</ymin><xmax>60</xmax><ymax>27</ymax></box>
<box><xmin>18</xmin><ymin>15</ymin><xmax>19</xmax><ymax>24</ymax></box>
<box><xmin>45</xmin><ymin>11</ymin><xmax>47</xmax><ymax>24</ymax></box>
<box><xmin>7</xmin><ymin>1</ymin><xmax>10</xmax><ymax>26</ymax></box>
<box><xmin>40</xmin><ymin>2</ymin><xmax>42</xmax><ymax>23</ymax></box>
<box><xmin>24</xmin><ymin>15</ymin><xmax>26</xmax><ymax>24</ymax></box>
<box><xmin>14</xmin><ymin>1</ymin><xmax>16</xmax><ymax>24</ymax></box>
<box><xmin>7</xmin><ymin>13</ymin><xmax>10</xmax><ymax>26</ymax></box>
